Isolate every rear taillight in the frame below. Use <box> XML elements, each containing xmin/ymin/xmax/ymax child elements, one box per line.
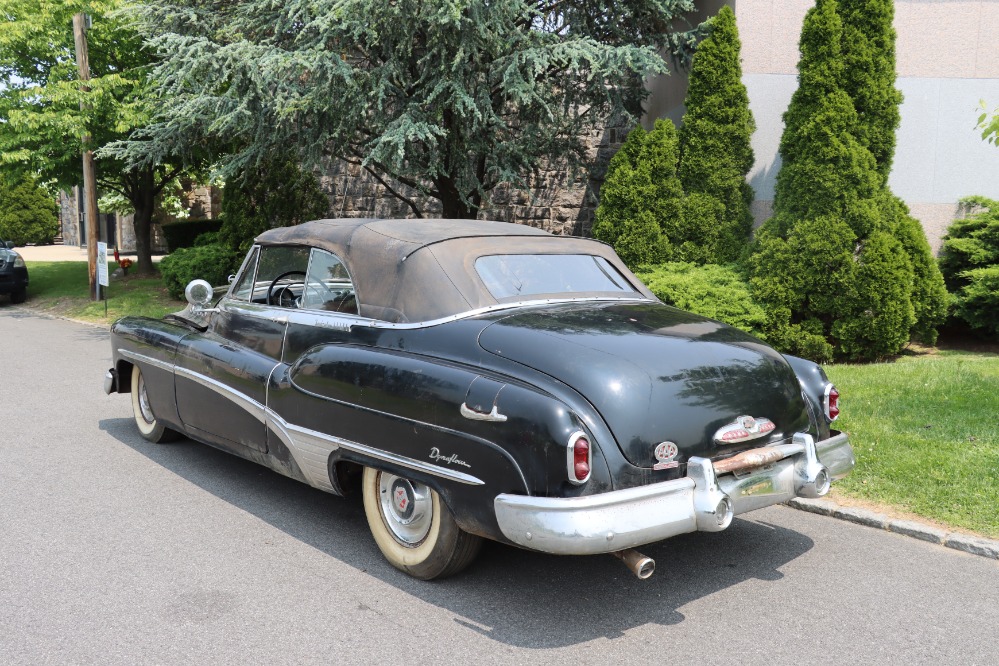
<box><xmin>567</xmin><ymin>432</ymin><xmax>591</xmax><ymax>484</ymax></box>
<box><xmin>824</xmin><ymin>384</ymin><xmax>840</xmax><ymax>421</ymax></box>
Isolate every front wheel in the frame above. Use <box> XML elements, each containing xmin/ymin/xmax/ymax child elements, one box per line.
<box><xmin>10</xmin><ymin>288</ymin><xmax>26</xmax><ymax>304</ymax></box>
<box><xmin>130</xmin><ymin>365</ymin><xmax>180</xmax><ymax>443</ymax></box>
<box><xmin>362</xmin><ymin>467</ymin><xmax>482</xmax><ymax>580</ymax></box>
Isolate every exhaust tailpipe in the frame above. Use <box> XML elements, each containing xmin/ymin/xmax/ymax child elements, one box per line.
<box><xmin>611</xmin><ymin>548</ymin><xmax>655</xmax><ymax>579</ymax></box>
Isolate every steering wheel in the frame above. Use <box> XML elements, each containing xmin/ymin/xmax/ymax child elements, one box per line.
<box><xmin>267</xmin><ymin>270</ymin><xmax>307</xmax><ymax>307</ymax></box>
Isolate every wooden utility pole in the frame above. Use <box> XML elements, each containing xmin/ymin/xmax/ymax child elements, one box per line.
<box><xmin>73</xmin><ymin>13</ymin><xmax>100</xmax><ymax>300</ymax></box>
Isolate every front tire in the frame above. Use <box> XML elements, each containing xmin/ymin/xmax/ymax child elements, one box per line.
<box><xmin>130</xmin><ymin>365</ymin><xmax>180</xmax><ymax>443</ymax></box>
<box><xmin>362</xmin><ymin>467</ymin><xmax>481</xmax><ymax>580</ymax></box>
<box><xmin>10</xmin><ymin>288</ymin><xmax>26</xmax><ymax>304</ymax></box>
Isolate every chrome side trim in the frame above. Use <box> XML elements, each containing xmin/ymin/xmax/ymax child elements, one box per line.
<box><xmin>218</xmin><ymin>295</ymin><xmax>655</xmax><ymax>331</ymax></box>
<box><xmin>289</xmin><ymin>377</ymin><xmax>528</xmax><ymax>490</ymax></box>
<box><xmin>286</xmin><ymin>422</ymin><xmax>485</xmax><ymax>487</ymax></box>
<box><xmin>119</xmin><ymin>351</ymin><xmax>484</xmax><ymax>490</ymax></box>
<box><xmin>173</xmin><ymin>365</ymin><xmax>267</xmax><ymax>424</ymax></box>
<box><xmin>118</xmin><ymin>348</ymin><xmax>174</xmax><ymax>373</ymax></box>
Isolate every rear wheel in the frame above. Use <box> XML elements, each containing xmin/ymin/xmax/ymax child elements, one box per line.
<box><xmin>362</xmin><ymin>467</ymin><xmax>482</xmax><ymax>580</ymax></box>
<box><xmin>130</xmin><ymin>365</ymin><xmax>180</xmax><ymax>443</ymax></box>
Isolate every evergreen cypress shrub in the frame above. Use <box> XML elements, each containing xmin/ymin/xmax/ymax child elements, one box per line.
<box><xmin>219</xmin><ymin>157</ymin><xmax>330</xmax><ymax>253</ymax></box>
<box><xmin>837</xmin><ymin>0</ymin><xmax>902</xmax><ymax>182</ymax></box>
<box><xmin>0</xmin><ymin>174</ymin><xmax>59</xmax><ymax>246</ymax></box>
<box><xmin>677</xmin><ymin>6</ymin><xmax>755</xmax><ymax>263</ymax></box>
<box><xmin>593</xmin><ymin>119</ymin><xmax>721</xmax><ymax>269</ymax></box>
<box><xmin>887</xmin><ymin>196</ymin><xmax>949</xmax><ymax>345</ymax></box>
<box><xmin>636</xmin><ymin>262</ymin><xmax>767</xmax><ymax>338</ymax></box>
<box><xmin>749</xmin><ymin>0</ymin><xmax>915</xmax><ymax>362</ymax></box>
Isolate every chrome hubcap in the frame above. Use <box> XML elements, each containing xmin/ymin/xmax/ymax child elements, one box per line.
<box><xmin>137</xmin><ymin>374</ymin><xmax>155</xmax><ymax>424</ymax></box>
<box><xmin>378</xmin><ymin>473</ymin><xmax>432</xmax><ymax>546</ymax></box>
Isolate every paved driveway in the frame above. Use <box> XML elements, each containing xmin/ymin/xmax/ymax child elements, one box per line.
<box><xmin>1</xmin><ymin>307</ymin><xmax>996</xmax><ymax>664</ymax></box>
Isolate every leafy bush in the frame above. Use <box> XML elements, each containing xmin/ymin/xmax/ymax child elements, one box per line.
<box><xmin>161</xmin><ymin>218</ymin><xmax>224</xmax><ymax>251</ymax></box>
<box><xmin>636</xmin><ymin>262</ymin><xmax>767</xmax><ymax>339</ymax></box>
<box><xmin>952</xmin><ymin>267</ymin><xmax>999</xmax><ymax>337</ymax></box>
<box><xmin>159</xmin><ymin>243</ymin><xmax>241</xmax><ymax>300</ymax></box>
<box><xmin>939</xmin><ymin>198</ymin><xmax>999</xmax><ymax>337</ymax></box>
<box><xmin>0</xmin><ymin>173</ymin><xmax>58</xmax><ymax>245</ymax></box>
<box><xmin>219</xmin><ymin>157</ymin><xmax>329</xmax><ymax>253</ymax></box>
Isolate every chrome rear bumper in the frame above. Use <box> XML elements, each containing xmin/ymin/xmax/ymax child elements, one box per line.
<box><xmin>494</xmin><ymin>431</ymin><xmax>855</xmax><ymax>555</ymax></box>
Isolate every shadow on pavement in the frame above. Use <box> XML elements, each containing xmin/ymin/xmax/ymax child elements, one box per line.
<box><xmin>100</xmin><ymin>416</ymin><xmax>814</xmax><ymax>648</ymax></box>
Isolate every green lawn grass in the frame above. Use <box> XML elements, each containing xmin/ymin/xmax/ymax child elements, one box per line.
<box><xmin>23</xmin><ymin>261</ymin><xmax>183</xmax><ymax>324</ymax></box>
<box><xmin>827</xmin><ymin>350</ymin><xmax>999</xmax><ymax>538</ymax></box>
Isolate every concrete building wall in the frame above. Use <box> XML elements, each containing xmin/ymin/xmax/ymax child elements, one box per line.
<box><xmin>729</xmin><ymin>0</ymin><xmax>999</xmax><ymax>252</ymax></box>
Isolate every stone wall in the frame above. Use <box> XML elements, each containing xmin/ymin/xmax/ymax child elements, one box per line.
<box><xmin>322</xmin><ymin>127</ymin><xmax>625</xmax><ymax>237</ymax></box>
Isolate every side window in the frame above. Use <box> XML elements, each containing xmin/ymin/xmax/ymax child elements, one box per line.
<box><xmin>301</xmin><ymin>249</ymin><xmax>357</xmax><ymax>314</ymax></box>
<box><xmin>229</xmin><ymin>247</ymin><xmax>259</xmax><ymax>302</ymax></box>
<box><xmin>255</xmin><ymin>246</ymin><xmax>312</xmax><ymax>307</ymax></box>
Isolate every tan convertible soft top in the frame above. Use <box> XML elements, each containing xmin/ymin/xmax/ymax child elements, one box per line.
<box><xmin>255</xmin><ymin>219</ymin><xmax>654</xmax><ymax>322</ymax></box>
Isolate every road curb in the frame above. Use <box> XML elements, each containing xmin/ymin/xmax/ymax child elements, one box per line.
<box><xmin>787</xmin><ymin>498</ymin><xmax>999</xmax><ymax>561</ymax></box>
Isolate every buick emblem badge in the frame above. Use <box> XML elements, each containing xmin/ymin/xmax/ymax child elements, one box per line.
<box><xmin>653</xmin><ymin>441</ymin><xmax>679</xmax><ymax>470</ymax></box>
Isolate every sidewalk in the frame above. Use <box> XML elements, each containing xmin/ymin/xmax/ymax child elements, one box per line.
<box><xmin>15</xmin><ymin>244</ymin><xmax>165</xmax><ymax>263</ymax></box>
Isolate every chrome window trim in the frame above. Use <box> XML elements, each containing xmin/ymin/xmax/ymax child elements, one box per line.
<box><xmin>218</xmin><ymin>294</ymin><xmax>655</xmax><ymax>331</ymax></box>
<box><xmin>227</xmin><ymin>246</ymin><xmax>260</xmax><ymax>302</ymax></box>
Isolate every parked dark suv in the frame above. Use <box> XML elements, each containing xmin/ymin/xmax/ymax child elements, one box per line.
<box><xmin>0</xmin><ymin>240</ymin><xmax>29</xmax><ymax>304</ymax></box>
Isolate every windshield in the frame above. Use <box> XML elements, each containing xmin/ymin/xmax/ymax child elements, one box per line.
<box><xmin>475</xmin><ymin>254</ymin><xmax>638</xmax><ymax>300</ymax></box>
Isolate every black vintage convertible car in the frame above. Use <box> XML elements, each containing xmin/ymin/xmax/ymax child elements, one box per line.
<box><xmin>104</xmin><ymin>219</ymin><xmax>854</xmax><ymax>579</ymax></box>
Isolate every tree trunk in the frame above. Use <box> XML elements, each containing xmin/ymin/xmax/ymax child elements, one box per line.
<box><xmin>129</xmin><ymin>168</ymin><xmax>157</xmax><ymax>275</ymax></box>
<box><xmin>437</xmin><ymin>176</ymin><xmax>477</xmax><ymax>219</ymax></box>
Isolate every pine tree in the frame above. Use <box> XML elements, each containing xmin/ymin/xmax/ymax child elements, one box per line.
<box><xmin>749</xmin><ymin>0</ymin><xmax>915</xmax><ymax>362</ymax></box>
<box><xmin>678</xmin><ymin>6</ymin><xmax>755</xmax><ymax>262</ymax></box>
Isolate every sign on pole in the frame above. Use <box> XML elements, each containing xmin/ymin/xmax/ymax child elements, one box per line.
<box><xmin>97</xmin><ymin>242</ymin><xmax>109</xmax><ymax>287</ymax></box>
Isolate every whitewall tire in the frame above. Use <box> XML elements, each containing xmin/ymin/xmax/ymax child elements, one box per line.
<box><xmin>362</xmin><ymin>467</ymin><xmax>482</xmax><ymax>580</ymax></box>
<box><xmin>130</xmin><ymin>365</ymin><xmax>179</xmax><ymax>443</ymax></box>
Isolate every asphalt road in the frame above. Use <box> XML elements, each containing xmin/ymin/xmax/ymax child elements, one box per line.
<box><xmin>1</xmin><ymin>306</ymin><xmax>996</xmax><ymax>665</ymax></box>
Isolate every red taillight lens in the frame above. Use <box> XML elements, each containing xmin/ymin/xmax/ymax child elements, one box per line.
<box><xmin>825</xmin><ymin>386</ymin><xmax>840</xmax><ymax>421</ymax></box>
<box><xmin>568</xmin><ymin>433</ymin><xmax>591</xmax><ymax>484</ymax></box>
<box><xmin>574</xmin><ymin>439</ymin><xmax>590</xmax><ymax>480</ymax></box>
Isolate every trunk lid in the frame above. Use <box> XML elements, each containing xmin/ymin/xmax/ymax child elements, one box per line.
<box><xmin>478</xmin><ymin>302</ymin><xmax>810</xmax><ymax>467</ymax></box>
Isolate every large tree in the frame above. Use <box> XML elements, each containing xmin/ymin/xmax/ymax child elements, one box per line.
<box><xmin>677</xmin><ymin>5</ymin><xmax>755</xmax><ymax>262</ymax></box>
<box><xmin>112</xmin><ymin>0</ymin><xmax>701</xmax><ymax>219</ymax></box>
<box><xmin>0</xmin><ymin>0</ymin><xmax>186</xmax><ymax>274</ymax></box>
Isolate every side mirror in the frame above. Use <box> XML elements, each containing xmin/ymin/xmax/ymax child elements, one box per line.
<box><xmin>227</xmin><ymin>274</ymin><xmax>236</xmax><ymax>284</ymax></box>
<box><xmin>4</xmin><ymin>241</ymin><xmax>13</xmax><ymax>249</ymax></box>
<box><xmin>184</xmin><ymin>279</ymin><xmax>214</xmax><ymax>309</ymax></box>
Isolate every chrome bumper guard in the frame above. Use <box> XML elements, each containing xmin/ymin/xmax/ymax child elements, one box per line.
<box><xmin>494</xmin><ymin>431</ymin><xmax>855</xmax><ymax>555</ymax></box>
